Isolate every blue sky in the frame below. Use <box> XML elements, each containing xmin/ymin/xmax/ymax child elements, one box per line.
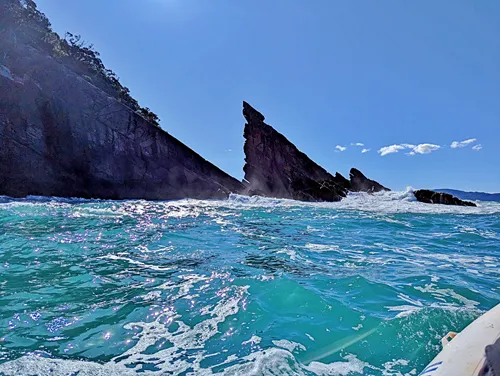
<box><xmin>35</xmin><ymin>0</ymin><xmax>500</xmax><ymax>192</ymax></box>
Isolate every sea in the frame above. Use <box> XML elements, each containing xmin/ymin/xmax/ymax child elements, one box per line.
<box><xmin>0</xmin><ymin>189</ymin><xmax>499</xmax><ymax>376</ymax></box>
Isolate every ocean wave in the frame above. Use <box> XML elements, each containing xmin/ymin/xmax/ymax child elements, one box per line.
<box><xmin>1</xmin><ymin>188</ymin><xmax>500</xmax><ymax>216</ymax></box>
<box><xmin>224</xmin><ymin>189</ymin><xmax>500</xmax><ymax>215</ymax></box>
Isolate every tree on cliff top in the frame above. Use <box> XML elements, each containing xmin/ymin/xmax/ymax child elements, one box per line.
<box><xmin>0</xmin><ymin>0</ymin><xmax>161</xmax><ymax>127</ymax></box>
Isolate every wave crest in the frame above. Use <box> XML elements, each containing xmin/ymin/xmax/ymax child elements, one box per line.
<box><xmin>226</xmin><ymin>188</ymin><xmax>500</xmax><ymax>215</ymax></box>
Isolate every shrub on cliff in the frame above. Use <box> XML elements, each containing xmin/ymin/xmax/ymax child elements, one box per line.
<box><xmin>0</xmin><ymin>0</ymin><xmax>160</xmax><ymax>127</ymax></box>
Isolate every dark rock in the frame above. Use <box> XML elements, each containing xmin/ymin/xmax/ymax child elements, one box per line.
<box><xmin>242</xmin><ymin>101</ymin><xmax>347</xmax><ymax>202</ymax></box>
<box><xmin>414</xmin><ymin>189</ymin><xmax>477</xmax><ymax>207</ymax></box>
<box><xmin>0</xmin><ymin>39</ymin><xmax>243</xmax><ymax>200</ymax></box>
<box><xmin>243</xmin><ymin>101</ymin><xmax>265</xmax><ymax>124</ymax></box>
<box><xmin>333</xmin><ymin>172</ymin><xmax>352</xmax><ymax>191</ymax></box>
<box><xmin>349</xmin><ymin>168</ymin><xmax>390</xmax><ymax>193</ymax></box>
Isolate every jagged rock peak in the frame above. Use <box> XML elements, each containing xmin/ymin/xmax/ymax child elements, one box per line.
<box><xmin>349</xmin><ymin>168</ymin><xmax>390</xmax><ymax>193</ymax></box>
<box><xmin>243</xmin><ymin>101</ymin><xmax>265</xmax><ymax>124</ymax></box>
<box><xmin>242</xmin><ymin>101</ymin><xmax>347</xmax><ymax>202</ymax></box>
<box><xmin>333</xmin><ymin>172</ymin><xmax>352</xmax><ymax>191</ymax></box>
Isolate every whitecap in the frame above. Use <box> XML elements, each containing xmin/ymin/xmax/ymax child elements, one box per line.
<box><xmin>272</xmin><ymin>339</ymin><xmax>306</xmax><ymax>352</ymax></box>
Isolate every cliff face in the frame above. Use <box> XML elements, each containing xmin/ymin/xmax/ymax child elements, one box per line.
<box><xmin>0</xmin><ymin>39</ymin><xmax>243</xmax><ymax>199</ymax></box>
<box><xmin>242</xmin><ymin>102</ymin><xmax>348</xmax><ymax>202</ymax></box>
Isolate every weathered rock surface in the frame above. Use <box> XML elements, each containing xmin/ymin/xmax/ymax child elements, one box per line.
<box><xmin>349</xmin><ymin>168</ymin><xmax>390</xmax><ymax>193</ymax></box>
<box><xmin>242</xmin><ymin>102</ymin><xmax>350</xmax><ymax>202</ymax></box>
<box><xmin>0</xmin><ymin>39</ymin><xmax>243</xmax><ymax>200</ymax></box>
<box><xmin>414</xmin><ymin>189</ymin><xmax>476</xmax><ymax>207</ymax></box>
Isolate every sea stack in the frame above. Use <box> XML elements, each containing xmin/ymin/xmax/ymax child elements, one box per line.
<box><xmin>242</xmin><ymin>101</ymin><xmax>350</xmax><ymax>202</ymax></box>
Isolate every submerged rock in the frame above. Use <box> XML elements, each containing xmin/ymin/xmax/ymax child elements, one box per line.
<box><xmin>242</xmin><ymin>101</ymin><xmax>347</xmax><ymax>202</ymax></box>
<box><xmin>414</xmin><ymin>189</ymin><xmax>476</xmax><ymax>207</ymax></box>
<box><xmin>0</xmin><ymin>30</ymin><xmax>243</xmax><ymax>200</ymax></box>
<box><xmin>349</xmin><ymin>168</ymin><xmax>390</xmax><ymax>193</ymax></box>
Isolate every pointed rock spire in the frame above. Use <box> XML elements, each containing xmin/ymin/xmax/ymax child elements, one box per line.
<box><xmin>242</xmin><ymin>101</ymin><xmax>347</xmax><ymax>202</ymax></box>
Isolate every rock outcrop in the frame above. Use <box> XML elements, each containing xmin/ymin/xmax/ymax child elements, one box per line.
<box><xmin>0</xmin><ymin>30</ymin><xmax>243</xmax><ymax>199</ymax></box>
<box><xmin>349</xmin><ymin>168</ymin><xmax>390</xmax><ymax>193</ymax></box>
<box><xmin>414</xmin><ymin>190</ymin><xmax>476</xmax><ymax>207</ymax></box>
<box><xmin>242</xmin><ymin>102</ymin><xmax>348</xmax><ymax>202</ymax></box>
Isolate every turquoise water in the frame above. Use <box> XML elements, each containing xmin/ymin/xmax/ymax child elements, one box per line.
<box><xmin>0</xmin><ymin>191</ymin><xmax>499</xmax><ymax>375</ymax></box>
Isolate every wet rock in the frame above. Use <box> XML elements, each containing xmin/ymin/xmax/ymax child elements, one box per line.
<box><xmin>414</xmin><ymin>189</ymin><xmax>477</xmax><ymax>207</ymax></box>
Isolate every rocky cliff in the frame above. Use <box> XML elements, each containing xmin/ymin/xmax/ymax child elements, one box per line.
<box><xmin>0</xmin><ymin>1</ymin><xmax>393</xmax><ymax>203</ymax></box>
<box><xmin>243</xmin><ymin>101</ymin><xmax>358</xmax><ymax>202</ymax></box>
<box><xmin>0</xmin><ymin>13</ymin><xmax>243</xmax><ymax>199</ymax></box>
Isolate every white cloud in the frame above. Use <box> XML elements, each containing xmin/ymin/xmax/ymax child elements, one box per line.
<box><xmin>472</xmin><ymin>144</ymin><xmax>482</xmax><ymax>151</ymax></box>
<box><xmin>378</xmin><ymin>144</ymin><xmax>408</xmax><ymax>156</ymax></box>
<box><xmin>450</xmin><ymin>138</ymin><xmax>476</xmax><ymax>148</ymax></box>
<box><xmin>225</xmin><ymin>149</ymin><xmax>233</xmax><ymax>152</ymax></box>
<box><xmin>378</xmin><ymin>143</ymin><xmax>440</xmax><ymax>156</ymax></box>
<box><xmin>361</xmin><ymin>148</ymin><xmax>370</xmax><ymax>153</ymax></box>
<box><xmin>401</xmin><ymin>143</ymin><xmax>416</xmax><ymax>149</ymax></box>
<box><xmin>335</xmin><ymin>145</ymin><xmax>347</xmax><ymax>152</ymax></box>
<box><xmin>412</xmin><ymin>143</ymin><xmax>441</xmax><ymax>154</ymax></box>
<box><xmin>351</xmin><ymin>142</ymin><xmax>364</xmax><ymax>147</ymax></box>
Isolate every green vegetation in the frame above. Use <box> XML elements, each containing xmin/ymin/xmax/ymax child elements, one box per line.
<box><xmin>0</xmin><ymin>0</ymin><xmax>161</xmax><ymax>127</ymax></box>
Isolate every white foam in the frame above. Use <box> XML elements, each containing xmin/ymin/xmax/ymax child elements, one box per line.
<box><xmin>242</xmin><ymin>335</ymin><xmax>262</xmax><ymax>346</ymax></box>
<box><xmin>305</xmin><ymin>243</ymin><xmax>340</xmax><ymax>252</ymax></box>
<box><xmin>219</xmin><ymin>189</ymin><xmax>500</xmax><ymax>215</ymax></box>
<box><xmin>0</xmin><ymin>272</ymin><xmax>249</xmax><ymax>375</ymax></box>
<box><xmin>380</xmin><ymin>359</ymin><xmax>414</xmax><ymax>376</ymax></box>
<box><xmin>276</xmin><ymin>248</ymin><xmax>297</xmax><ymax>260</ymax></box>
<box><xmin>386</xmin><ymin>305</ymin><xmax>424</xmax><ymax>319</ymax></box>
<box><xmin>413</xmin><ymin>283</ymin><xmax>480</xmax><ymax>307</ymax></box>
<box><xmin>99</xmin><ymin>254</ymin><xmax>175</xmax><ymax>272</ymax></box>
<box><xmin>0</xmin><ymin>338</ymin><xmax>378</xmax><ymax>376</ymax></box>
<box><xmin>272</xmin><ymin>339</ymin><xmax>306</xmax><ymax>352</ymax></box>
<box><xmin>305</xmin><ymin>354</ymin><xmax>368</xmax><ymax>375</ymax></box>
<box><xmin>386</xmin><ymin>300</ymin><xmax>480</xmax><ymax>320</ymax></box>
<box><xmin>200</xmin><ymin>347</ymin><xmax>304</xmax><ymax>375</ymax></box>
<box><xmin>2</xmin><ymin>189</ymin><xmax>499</xmax><ymax>216</ymax></box>
<box><xmin>457</xmin><ymin>225</ymin><xmax>499</xmax><ymax>239</ymax></box>
<box><xmin>0</xmin><ymin>354</ymin><xmax>131</xmax><ymax>376</ymax></box>
<box><xmin>138</xmin><ymin>290</ymin><xmax>162</xmax><ymax>301</ymax></box>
